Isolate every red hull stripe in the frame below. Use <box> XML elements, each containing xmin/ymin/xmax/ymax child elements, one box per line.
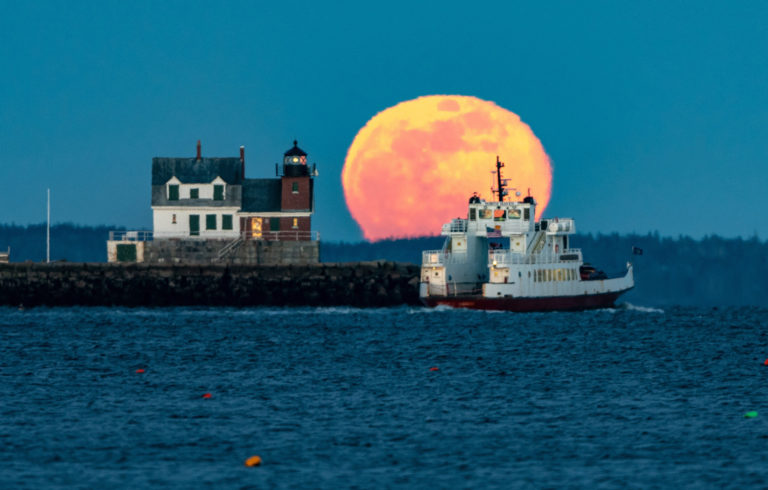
<box><xmin>421</xmin><ymin>289</ymin><xmax>632</xmax><ymax>312</ymax></box>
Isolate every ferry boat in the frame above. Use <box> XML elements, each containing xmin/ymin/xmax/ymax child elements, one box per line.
<box><xmin>419</xmin><ymin>157</ymin><xmax>634</xmax><ymax>311</ymax></box>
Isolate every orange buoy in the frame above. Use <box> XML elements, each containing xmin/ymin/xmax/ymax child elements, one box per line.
<box><xmin>202</xmin><ymin>393</ymin><xmax>212</xmax><ymax>399</ymax></box>
<box><xmin>245</xmin><ymin>455</ymin><xmax>262</xmax><ymax>467</ymax></box>
<box><xmin>764</xmin><ymin>359</ymin><xmax>768</xmax><ymax>366</ymax></box>
<box><xmin>430</xmin><ymin>367</ymin><xmax>439</xmax><ymax>371</ymax></box>
<box><xmin>135</xmin><ymin>369</ymin><xmax>145</xmax><ymax>373</ymax></box>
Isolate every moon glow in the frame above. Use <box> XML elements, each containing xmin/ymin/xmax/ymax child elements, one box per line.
<box><xmin>342</xmin><ymin>95</ymin><xmax>552</xmax><ymax>241</ymax></box>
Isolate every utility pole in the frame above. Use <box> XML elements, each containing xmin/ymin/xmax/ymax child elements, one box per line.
<box><xmin>46</xmin><ymin>188</ymin><xmax>50</xmax><ymax>263</ymax></box>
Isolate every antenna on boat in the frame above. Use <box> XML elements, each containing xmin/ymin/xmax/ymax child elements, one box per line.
<box><xmin>494</xmin><ymin>156</ymin><xmax>507</xmax><ymax>202</ymax></box>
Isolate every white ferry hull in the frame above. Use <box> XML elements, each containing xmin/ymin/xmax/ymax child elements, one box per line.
<box><xmin>420</xmin><ymin>287</ymin><xmax>632</xmax><ymax>312</ymax></box>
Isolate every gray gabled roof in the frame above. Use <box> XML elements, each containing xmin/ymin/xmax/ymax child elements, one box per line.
<box><xmin>241</xmin><ymin>179</ymin><xmax>282</xmax><ymax>212</ymax></box>
<box><xmin>152</xmin><ymin>157</ymin><xmax>243</xmax><ymax>185</ymax></box>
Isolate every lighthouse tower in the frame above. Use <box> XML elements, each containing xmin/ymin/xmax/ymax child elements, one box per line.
<box><xmin>279</xmin><ymin>140</ymin><xmax>315</xmax><ymax>238</ymax></box>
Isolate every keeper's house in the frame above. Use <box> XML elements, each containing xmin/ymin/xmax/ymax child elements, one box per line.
<box><xmin>107</xmin><ymin>140</ymin><xmax>319</xmax><ymax>265</ymax></box>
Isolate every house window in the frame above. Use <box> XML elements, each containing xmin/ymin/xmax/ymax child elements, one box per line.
<box><xmin>292</xmin><ymin>182</ymin><xmax>299</xmax><ymax>194</ymax></box>
<box><xmin>222</xmin><ymin>215</ymin><xmax>233</xmax><ymax>230</ymax></box>
<box><xmin>190</xmin><ymin>188</ymin><xmax>199</xmax><ymax>199</ymax></box>
<box><xmin>292</xmin><ymin>218</ymin><xmax>298</xmax><ymax>229</ymax></box>
<box><xmin>172</xmin><ymin>214</ymin><xmax>177</xmax><ymax>224</ymax></box>
<box><xmin>206</xmin><ymin>214</ymin><xmax>216</xmax><ymax>230</ymax></box>
<box><xmin>213</xmin><ymin>185</ymin><xmax>224</xmax><ymax>201</ymax></box>
<box><xmin>270</xmin><ymin>218</ymin><xmax>280</xmax><ymax>232</ymax></box>
<box><xmin>168</xmin><ymin>185</ymin><xmax>179</xmax><ymax>201</ymax></box>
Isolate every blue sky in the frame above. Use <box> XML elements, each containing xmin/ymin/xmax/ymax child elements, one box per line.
<box><xmin>1</xmin><ymin>1</ymin><xmax>766</xmax><ymax>241</ymax></box>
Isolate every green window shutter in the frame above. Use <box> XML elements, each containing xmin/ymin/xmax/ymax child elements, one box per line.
<box><xmin>222</xmin><ymin>215</ymin><xmax>233</xmax><ymax>230</ymax></box>
<box><xmin>189</xmin><ymin>215</ymin><xmax>200</xmax><ymax>236</ymax></box>
<box><xmin>270</xmin><ymin>218</ymin><xmax>280</xmax><ymax>231</ymax></box>
<box><xmin>190</xmin><ymin>188</ymin><xmax>199</xmax><ymax>199</ymax></box>
<box><xmin>206</xmin><ymin>214</ymin><xmax>217</xmax><ymax>230</ymax></box>
<box><xmin>168</xmin><ymin>185</ymin><xmax>179</xmax><ymax>201</ymax></box>
<box><xmin>213</xmin><ymin>185</ymin><xmax>224</xmax><ymax>200</ymax></box>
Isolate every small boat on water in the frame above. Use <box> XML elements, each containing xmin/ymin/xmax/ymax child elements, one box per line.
<box><xmin>419</xmin><ymin>157</ymin><xmax>634</xmax><ymax>311</ymax></box>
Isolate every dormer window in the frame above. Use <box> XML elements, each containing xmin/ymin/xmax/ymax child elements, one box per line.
<box><xmin>190</xmin><ymin>188</ymin><xmax>199</xmax><ymax>199</ymax></box>
<box><xmin>213</xmin><ymin>184</ymin><xmax>224</xmax><ymax>200</ymax></box>
<box><xmin>168</xmin><ymin>185</ymin><xmax>179</xmax><ymax>201</ymax></box>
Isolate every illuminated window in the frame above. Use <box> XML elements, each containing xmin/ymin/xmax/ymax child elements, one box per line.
<box><xmin>292</xmin><ymin>218</ymin><xmax>298</xmax><ymax>229</ymax></box>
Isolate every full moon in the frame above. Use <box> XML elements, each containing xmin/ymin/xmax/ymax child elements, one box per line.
<box><xmin>342</xmin><ymin>95</ymin><xmax>552</xmax><ymax>241</ymax></box>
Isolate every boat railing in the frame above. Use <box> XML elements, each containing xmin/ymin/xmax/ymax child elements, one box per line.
<box><xmin>441</xmin><ymin>219</ymin><xmax>467</xmax><ymax>234</ymax></box>
<box><xmin>543</xmin><ymin>218</ymin><xmax>575</xmax><ymax>234</ymax></box>
<box><xmin>422</xmin><ymin>250</ymin><xmax>470</xmax><ymax>266</ymax></box>
<box><xmin>489</xmin><ymin>248</ymin><xmax>582</xmax><ymax>265</ymax></box>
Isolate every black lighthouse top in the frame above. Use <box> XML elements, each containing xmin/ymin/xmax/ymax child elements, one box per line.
<box><xmin>282</xmin><ymin>140</ymin><xmax>310</xmax><ymax>177</ymax></box>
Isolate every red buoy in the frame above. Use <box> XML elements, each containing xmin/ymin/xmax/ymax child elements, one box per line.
<box><xmin>429</xmin><ymin>367</ymin><xmax>439</xmax><ymax>372</ymax></box>
<box><xmin>763</xmin><ymin>359</ymin><xmax>768</xmax><ymax>366</ymax></box>
<box><xmin>135</xmin><ymin>369</ymin><xmax>145</xmax><ymax>373</ymax></box>
<box><xmin>202</xmin><ymin>393</ymin><xmax>212</xmax><ymax>399</ymax></box>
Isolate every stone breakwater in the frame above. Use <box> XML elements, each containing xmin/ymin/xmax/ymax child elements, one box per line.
<box><xmin>0</xmin><ymin>262</ymin><xmax>421</xmax><ymax>307</ymax></box>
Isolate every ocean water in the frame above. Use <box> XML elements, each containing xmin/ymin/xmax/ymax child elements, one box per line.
<box><xmin>1</xmin><ymin>305</ymin><xmax>768</xmax><ymax>488</ymax></box>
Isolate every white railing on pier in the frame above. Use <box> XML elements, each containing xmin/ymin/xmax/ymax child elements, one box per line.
<box><xmin>111</xmin><ymin>230</ymin><xmax>320</xmax><ymax>242</ymax></box>
<box><xmin>109</xmin><ymin>230</ymin><xmax>153</xmax><ymax>241</ymax></box>
<box><xmin>489</xmin><ymin>248</ymin><xmax>583</xmax><ymax>265</ymax></box>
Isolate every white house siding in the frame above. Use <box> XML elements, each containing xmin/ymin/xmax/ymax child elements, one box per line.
<box><xmin>153</xmin><ymin>207</ymin><xmax>240</xmax><ymax>239</ymax></box>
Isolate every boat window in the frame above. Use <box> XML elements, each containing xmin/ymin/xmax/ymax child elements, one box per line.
<box><xmin>508</xmin><ymin>208</ymin><xmax>521</xmax><ymax>219</ymax></box>
<box><xmin>547</xmin><ymin>270</ymin><xmax>552</xmax><ymax>281</ymax></box>
<box><xmin>479</xmin><ymin>208</ymin><xmax>492</xmax><ymax>219</ymax></box>
<box><xmin>494</xmin><ymin>209</ymin><xmax>506</xmax><ymax>221</ymax></box>
<box><xmin>524</xmin><ymin>208</ymin><xmax>530</xmax><ymax>221</ymax></box>
<box><xmin>469</xmin><ymin>208</ymin><xmax>476</xmax><ymax>220</ymax></box>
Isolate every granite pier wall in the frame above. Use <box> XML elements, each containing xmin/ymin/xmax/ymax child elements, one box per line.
<box><xmin>0</xmin><ymin>262</ymin><xmax>421</xmax><ymax>307</ymax></box>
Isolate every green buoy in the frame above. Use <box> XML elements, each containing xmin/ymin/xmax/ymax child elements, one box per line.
<box><xmin>744</xmin><ymin>411</ymin><xmax>758</xmax><ymax>418</ymax></box>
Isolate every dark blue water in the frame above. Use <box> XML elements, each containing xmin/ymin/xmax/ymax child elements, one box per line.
<box><xmin>1</xmin><ymin>305</ymin><xmax>767</xmax><ymax>488</ymax></box>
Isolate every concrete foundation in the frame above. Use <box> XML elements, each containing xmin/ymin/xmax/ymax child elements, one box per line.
<box><xmin>107</xmin><ymin>239</ymin><xmax>318</xmax><ymax>265</ymax></box>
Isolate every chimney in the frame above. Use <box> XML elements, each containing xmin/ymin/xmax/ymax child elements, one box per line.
<box><xmin>240</xmin><ymin>146</ymin><xmax>245</xmax><ymax>178</ymax></box>
<box><xmin>196</xmin><ymin>140</ymin><xmax>201</xmax><ymax>160</ymax></box>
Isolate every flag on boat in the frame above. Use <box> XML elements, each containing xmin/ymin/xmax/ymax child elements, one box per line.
<box><xmin>486</xmin><ymin>226</ymin><xmax>502</xmax><ymax>238</ymax></box>
<box><xmin>632</xmin><ymin>246</ymin><xmax>643</xmax><ymax>255</ymax></box>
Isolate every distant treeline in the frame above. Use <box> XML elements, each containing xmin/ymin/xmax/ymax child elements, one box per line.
<box><xmin>1</xmin><ymin>224</ymin><xmax>766</xmax><ymax>307</ymax></box>
<box><xmin>0</xmin><ymin>223</ymin><xmax>120</xmax><ymax>263</ymax></box>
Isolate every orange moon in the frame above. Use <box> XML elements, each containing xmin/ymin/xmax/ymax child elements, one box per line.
<box><xmin>342</xmin><ymin>95</ymin><xmax>552</xmax><ymax>241</ymax></box>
